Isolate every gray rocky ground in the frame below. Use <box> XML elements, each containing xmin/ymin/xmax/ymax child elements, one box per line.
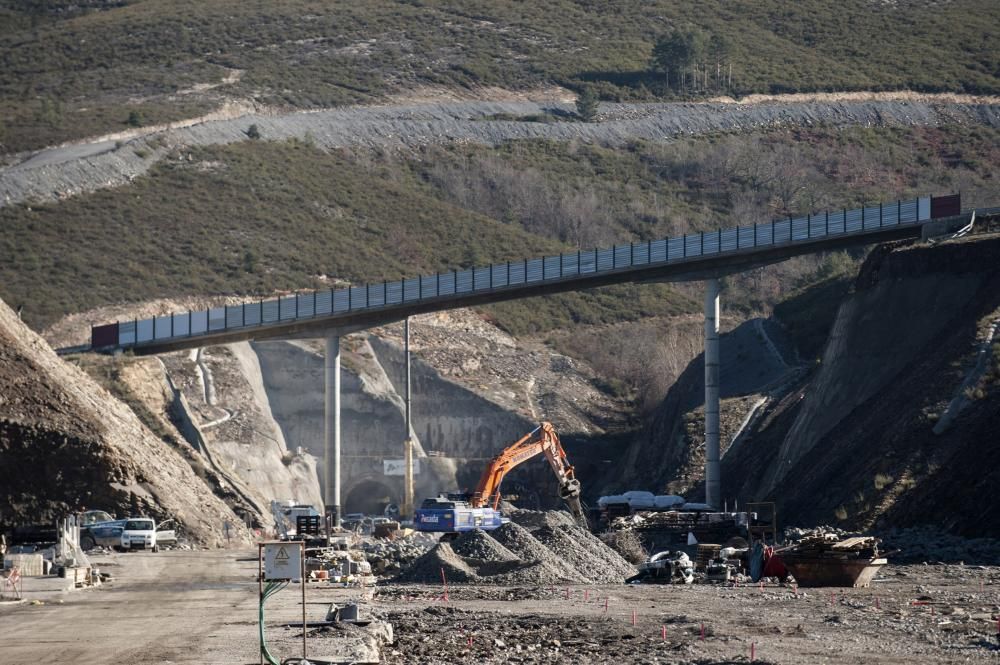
<box><xmin>2</xmin><ymin>549</ymin><xmax>998</xmax><ymax>664</ymax></box>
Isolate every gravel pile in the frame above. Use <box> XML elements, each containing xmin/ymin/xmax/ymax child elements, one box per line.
<box><xmin>394</xmin><ymin>510</ymin><xmax>636</xmax><ymax>585</ymax></box>
<box><xmin>490</xmin><ymin>521</ymin><xmax>554</xmax><ymax>559</ymax></box>
<box><xmin>395</xmin><ymin>543</ymin><xmax>478</xmax><ymax>584</ymax></box>
<box><xmin>488</xmin><ymin>559</ymin><xmax>578</xmax><ymax>586</ymax></box>
<box><xmin>511</xmin><ymin>509</ymin><xmax>636</xmax><ymax>583</ymax></box>
<box><xmin>527</xmin><ymin>526</ymin><xmax>598</xmax><ymax>580</ymax></box>
<box><xmin>508</xmin><ymin>508</ymin><xmax>577</xmax><ymax>530</ymax></box>
<box><xmin>451</xmin><ymin>529</ymin><xmax>519</xmax><ymax>562</ymax></box>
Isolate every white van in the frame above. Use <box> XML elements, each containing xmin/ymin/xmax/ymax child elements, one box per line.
<box><xmin>120</xmin><ymin>518</ymin><xmax>159</xmax><ymax>552</ymax></box>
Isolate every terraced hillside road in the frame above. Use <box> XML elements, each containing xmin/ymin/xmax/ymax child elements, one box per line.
<box><xmin>3</xmin><ymin>94</ymin><xmax>999</xmax><ymax>207</ymax></box>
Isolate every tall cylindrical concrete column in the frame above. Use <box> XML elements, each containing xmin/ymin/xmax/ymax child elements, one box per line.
<box><xmin>325</xmin><ymin>335</ymin><xmax>341</xmax><ymax>528</ymax></box>
<box><xmin>704</xmin><ymin>278</ymin><xmax>721</xmax><ymax>509</ymax></box>
<box><xmin>403</xmin><ymin>318</ymin><xmax>414</xmax><ymax>519</ymax></box>
<box><xmin>404</xmin><ymin>318</ymin><xmax>411</xmax><ymax>439</ymax></box>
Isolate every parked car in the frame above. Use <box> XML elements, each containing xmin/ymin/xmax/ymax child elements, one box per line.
<box><xmin>120</xmin><ymin>518</ymin><xmax>159</xmax><ymax>552</ymax></box>
<box><xmin>80</xmin><ymin>520</ymin><xmax>126</xmax><ymax>550</ymax></box>
<box><xmin>155</xmin><ymin>519</ymin><xmax>177</xmax><ymax>546</ymax></box>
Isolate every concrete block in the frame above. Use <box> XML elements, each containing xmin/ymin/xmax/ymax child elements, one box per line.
<box><xmin>4</xmin><ymin>554</ymin><xmax>45</xmax><ymax>576</ymax></box>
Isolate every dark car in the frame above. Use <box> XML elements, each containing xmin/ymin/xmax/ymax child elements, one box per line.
<box><xmin>80</xmin><ymin>520</ymin><xmax>125</xmax><ymax>550</ymax></box>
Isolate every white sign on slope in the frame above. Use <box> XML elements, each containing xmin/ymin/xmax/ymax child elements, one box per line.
<box><xmin>263</xmin><ymin>542</ymin><xmax>302</xmax><ymax>581</ymax></box>
<box><xmin>383</xmin><ymin>459</ymin><xmax>420</xmax><ymax>476</ymax></box>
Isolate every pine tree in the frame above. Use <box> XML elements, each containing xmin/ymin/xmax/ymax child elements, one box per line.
<box><xmin>575</xmin><ymin>88</ymin><xmax>599</xmax><ymax>123</ymax></box>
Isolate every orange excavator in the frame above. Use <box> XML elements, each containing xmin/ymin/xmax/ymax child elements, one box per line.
<box><xmin>414</xmin><ymin>422</ymin><xmax>585</xmax><ymax>533</ymax></box>
<box><xmin>472</xmin><ymin>422</ymin><xmax>583</xmax><ymax>519</ymax></box>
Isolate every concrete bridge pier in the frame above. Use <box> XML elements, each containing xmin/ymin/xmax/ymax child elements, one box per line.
<box><xmin>325</xmin><ymin>335</ymin><xmax>342</xmax><ymax>528</ymax></box>
<box><xmin>704</xmin><ymin>278</ymin><xmax>721</xmax><ymax>509</ymax></box>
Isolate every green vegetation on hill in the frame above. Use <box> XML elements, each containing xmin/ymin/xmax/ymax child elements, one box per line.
<box><xmin>0</xmin><ymin>138</ymin><xmax>695</xmax><ymax>332</ymax></box>
<box><xmin>2</xmin><ymin>0</ymin><xmax>999</xmax><ymax>152</ymax></box>
<box><xmin>0</xmin><ymin>124</ymin><xmax>996</xmax><ymax>337</ymax></box>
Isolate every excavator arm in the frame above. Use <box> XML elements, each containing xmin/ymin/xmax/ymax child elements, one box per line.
<box><xmin>470</xmin><ymin>422</ymin><xmax>584</xmax><ymax>521</ymax></box>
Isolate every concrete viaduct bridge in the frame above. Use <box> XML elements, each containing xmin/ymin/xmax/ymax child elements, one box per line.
<box><xmin>83</xmin><ymin>193</ymin><xmax>976</xmax><ymax>523</ymax></box>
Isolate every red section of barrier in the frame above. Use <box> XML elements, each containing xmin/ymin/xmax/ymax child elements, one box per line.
<box><xmin>91</xmin><ymin>323</ymin><xmax>118</xmax><ymax>348</ymax></box>
<box><xmin>930</xmin><ymin>193</ymin><xmax>961</xmax><ymax>218</ymax></box>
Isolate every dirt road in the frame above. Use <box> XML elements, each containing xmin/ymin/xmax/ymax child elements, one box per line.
<box><xmin>0</xmin><ymin>550</ymin><xmax>263</xmax><ymax>664</ymax></box>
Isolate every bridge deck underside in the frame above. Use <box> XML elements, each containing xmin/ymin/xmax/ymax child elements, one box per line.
<box><xmin>86</xmin><ymin>196</ymin><xmax>981</xmax><ymax>356</ymax></box>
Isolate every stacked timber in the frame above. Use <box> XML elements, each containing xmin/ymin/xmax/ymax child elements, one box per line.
<box><xmin>786</xmin><ymin>534</ymin><xmax>880</xmax><ymax>559</ymax></box>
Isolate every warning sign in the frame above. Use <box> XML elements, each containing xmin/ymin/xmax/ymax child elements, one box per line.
<box><xmin>264</xmin><ymin>542</ymin><xmax>302</xmax><ymax>581</ymax></box>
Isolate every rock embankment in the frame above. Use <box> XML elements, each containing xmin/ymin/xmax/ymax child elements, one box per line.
<box><xmin>0</xmin><ymin>297</ymin><xmax>249</xmax><ymax>545</ymax></box>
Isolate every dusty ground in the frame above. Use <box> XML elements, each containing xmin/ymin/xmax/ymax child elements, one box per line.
<box><xmin>2</xmin><ymin>549</ymin><xmax>998</xmax><ymax>664</ymax></box>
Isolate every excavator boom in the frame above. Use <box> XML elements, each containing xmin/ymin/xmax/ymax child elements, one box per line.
<box><xmin>471</xmin><ymin>422</ymin><xmax>584</xmax><ymax>521</ymax></box>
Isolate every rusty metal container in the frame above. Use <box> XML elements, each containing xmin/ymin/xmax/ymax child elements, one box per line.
<box><xmin>782</xmin><ymin>556</ymin><xmax>887</xmax><ymax>588</ymax></box>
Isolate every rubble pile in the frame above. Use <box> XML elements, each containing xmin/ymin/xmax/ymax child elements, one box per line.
<box><xmin>394</xmin><ymin>510</ymin><xmax>636</xmax><ymax>585</ymax></box>
<box><xmin>363</xmin><ymin>538</ymin><xmax>433</xmax><ymax>576</ymax></box>
<box><xmin>780</xmin><ymin>527</ymin><xmax>888</xmax><ymax>587</ymax></box>
<box><xmin>786</xmin><ymin>532</ymin><xmax>880</xmax><ymax>557</ymax></box>
<box><xmin>306</xmin><ymin>547</ymin><xmax>376</xmax><ymax>584</ymax></box>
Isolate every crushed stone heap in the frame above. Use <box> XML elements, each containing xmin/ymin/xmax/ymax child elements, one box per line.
<box><xmin>394</xmin><ymin>509</ymin><xmax>635</xmax><ymax>585</ymax></box>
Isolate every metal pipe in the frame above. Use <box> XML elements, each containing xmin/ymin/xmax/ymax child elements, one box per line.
<box><xmin>325</xmin><ymin>335</ymin><xmax>341</xmax><ymax>528</ymax></box>
<box><xmin>704</xmin><ymin>278</ymin><xmax>721</xmax><ymax>509</ymax></box>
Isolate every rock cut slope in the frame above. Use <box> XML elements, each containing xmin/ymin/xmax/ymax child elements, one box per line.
<box><xmin>0</xmin><ymin>298</ymin><xmax>249</xmax><ymax>545</ymax></box>
<box><xmin>724</xmin><ymin>231</ymin><xmax>1000</xmax><ymax>535</ymax></box>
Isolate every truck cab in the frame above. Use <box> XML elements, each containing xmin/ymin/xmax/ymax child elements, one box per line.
<box><xmin>414</xmin><ymin>496</ymin><xmax>505</xmax><ymax>535</ymax></box>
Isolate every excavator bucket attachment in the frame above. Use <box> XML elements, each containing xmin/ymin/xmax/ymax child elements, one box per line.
<box><xmin>559</xmin><ymin>478</ymin><xmax>586</xmax><ymax>524</ymax></box>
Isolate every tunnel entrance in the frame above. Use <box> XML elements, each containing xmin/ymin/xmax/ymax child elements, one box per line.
<box><xmin>344</xmin><ymin>479</ymin><xmax>397</xmax><ymax>516</ymax></box>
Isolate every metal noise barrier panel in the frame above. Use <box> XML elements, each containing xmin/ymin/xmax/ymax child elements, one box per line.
<box><xmin>93</xmin><ymin>196</ymin><xmax>941</xmax><ymax>349</ymax></box>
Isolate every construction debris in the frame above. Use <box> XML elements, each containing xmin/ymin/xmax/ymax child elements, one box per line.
<box><xmin>628</xmin><ymin>550</ymin><xmax>695</xmax><ymax>584</ymax></box>
<box><xmin>304</xmin><ymin>546</ymin><xmax>376</xmax><ymax>585</ymax></box>
<box><xmin>779</xmin><ymin>529</ymin><xmax>888</xmax><ymax>587</ymax></box>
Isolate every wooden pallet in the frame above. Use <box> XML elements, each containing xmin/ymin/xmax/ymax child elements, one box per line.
<box><xmin>695</xmin><ymin>544</ymin><xmax>721</xmax><ymax>571</ymax></box>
